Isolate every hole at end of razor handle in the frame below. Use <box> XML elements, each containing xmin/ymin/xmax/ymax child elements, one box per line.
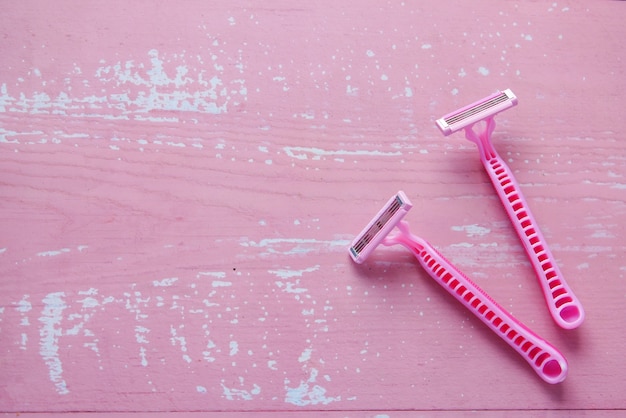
<box><xmin>559</xmin><ymin>305</ymin><xmax>581</xmax><ymax>324</ymax></box>
<box><xmin>542</xmin><ymin>359</ymin><xmax>563</xmax><ymax>380</ymax></box>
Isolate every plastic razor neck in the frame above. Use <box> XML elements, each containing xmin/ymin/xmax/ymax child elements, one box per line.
<box><xmin>383</xmin><ymin>221</ymin><xmax>425</xmax><ymax>255</ymax></box>
<box><xmin>464</xmin><ymin>116</ymin><xmax>497</xmax><ymax>161</ymax></box>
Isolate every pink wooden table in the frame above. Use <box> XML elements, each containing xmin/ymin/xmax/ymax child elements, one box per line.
<box><xmin>2</xmin><ymin>1</ymin><xmax>625</xmax><ymax>416</ymax></box>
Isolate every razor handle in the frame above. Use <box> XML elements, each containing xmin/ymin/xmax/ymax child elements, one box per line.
<box><xmin>401</xmin><ymin>235</ymin><xmax>568</xmax><ymax>384</ymax></box>
<box><xmin>465</xmin><ymin>119</ymin><xmax>584</xmax><ymax>330</ymax></box>
<box><xmin>482</xmin><ymin>152</ymin><xmax>585</xmax><ymax>330</ymax></box>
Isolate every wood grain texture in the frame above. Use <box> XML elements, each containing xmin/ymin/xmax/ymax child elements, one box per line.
<box><xmin>1</xmin><ymin>0</ymin><xmax>625</xmax><ymax>414</ymax></box>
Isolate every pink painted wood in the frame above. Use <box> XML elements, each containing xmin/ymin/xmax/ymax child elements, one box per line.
<box><xmin>1</xmin><ymin>0</ymin><xmax>626</xmax><ymax>415</ymax></box>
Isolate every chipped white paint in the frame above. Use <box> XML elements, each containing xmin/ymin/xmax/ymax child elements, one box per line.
<box><xmin>269</xmin><ymin>265</ymin><xmax>320</xmax><ymax>280</ymax></box>
<box><xmin>16</xmin><ymin>296</ymin><xmax>32</xmax><ymax>314</ymax></box>
<box><xmin>37</xmin><ymin>248</ymin><xmax>71</xmax><ymax>257</ymax></box>
<box><xmin>39</xmin><ymin>292</ymin><xmax>69</xmax><ymax>395</ymax></box>
<box><xmin>229</xmin><ymin>340</ymin><xmax>239</xmax><ymax>356</ymax></box>
<box><xmin>198</xmin><ymin>271</ymin><xmax>227</xmax><ymax>279</ymax></box>
<box><xmin>153</xmin><ymin>277</ymin><xmax>179</xmax><ymax>287</ymax></box>
<box><xmin>452</xmin><ymin>224</ymin><xmax>492</xmax><ymax>237</ymax></box>
<box><xmin>2</xmin><ymin>48</ymin><xmax>247</xmax><ymax>120</ymax></box>
<box><xmin>17</xmin><ymin>296</ymin><xmax>32</xmax><ymax>350</ymax></box>
<box><xmin>170</xmin><ymin>325</ymin><xmax>192</xmax><ymax>364</ymax></box>
<box><xmin>212</xmin><ymin>280</ymin><xmax>233</xmax><ymax>288</ymax></box>
<box><xmin>298</xmin><ymin>348</ymin><xmax>313</xmax><ymax>363</ymax></box>
<box><xmin>274</xmin><ymin>277</ymin><xmax>309</xmax><ymax>294</ymax></box>
<box><xmin>77</xmin><ymin>295</ymin><xmax>99</xmax><ymax>309</ymax></box>
<box><xmin>221</xmin><ymin>378</ymin><xmax>261</xmax><ymax>401</ymax></box>
<box><xmin>284</xmin><ymin>368</ymin><xmax>340</xmax><ymax>406</ymax></box>
<box><xmin>240</xmin><ymin>237</ymin><xmax>351</xmax><ymax>256</ymax></box>
<box><xmin>284</xmin><ymin>146</ymin><xmax>402</xmax><ymax>160</ymax></box>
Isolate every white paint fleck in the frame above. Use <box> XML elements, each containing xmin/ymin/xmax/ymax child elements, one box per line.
<box><xmin>274</xmin><ymin>279</ymin><xmax>308</xmax><ymax>294</ymax></box>
<box><xmin>17</xmin><ymin>296</ymin><xmax>32</xmax><ymax>350</ymax></box>
<box><xmin>229</xmin><ymin>340</ymin><xmax>239</xmax><ymax>356</ymax></box>
<box><xmin>271</xmin><ymin>265</ymin><xmax>320</xmax><ymax>279</ymax></box>
<box><xmin>366</xmin><ymin>50</ymin><xmax>375</xmax><ymax>57</ymax></box>
<box><xmin>78</xmin><ymin>297</ymin><xmax>99</xmax><ymax>309</ymax></box>
<box><xmin>284</xmin><ymin>368</ymin><xmax>340</xmax><ymax>406</ymax></box>
<box><xmin>345</xmin><ymin>85</ymin><xmax>355</xmax><ymax>96</ymax></box>
<box><xmin>198</xmin><ymin>271</ymin><xmax>226</xmax><ymax>279</ymax></box>
<box><xmin>478</xmin><ymin>67</ymin><xmax>490</xmax><ymax>76</ymax></box>
<box><xmin>298</xmin><ymin>348</ymin><xmax>313</xmax><ymax>363</ymax></box>
<box><xmin>284</xmin><ymin>146</ymin><xmax>401</xmax><ymax>160</ymax></box>
<box><xmin>221</xmin><ymin>380</ymin><xmax>261</xmax><ymax>401</ymax></box>
<box><xmin>135</xmin><ymin>326</ymin><xmax>150</xmax><ymax>344</ymax></box>
<box><xmin>591</xmin><ymin>230</ymin><xmax>615</xmax><ymax>239</ymax></box>
<box><xmin>16</xmin><ymin>297</ymin><xmax>32</xmax><ymax>314</ymax></box>
<box><xmin>297</xmin><ymin>110</ymin><xmax>315</xmax><ymax>120</ymax></box>
<box><xmin>153</xmin><ymin>277</ymin><xmax>178</xmax><ymax>287</ymax></box>
<box><xmin>78</xmin><ymin>287</ymin><xmax>97</xmax><ymax>295</ymax></box>
<box><xmin>39</xmin><ymin>292</ymin><xmax>69</xmax><ymax>395</ymax></box>
<box><xmin>136</xmin><ymin>346</ymin><xmax>148</xmax><ymax>366</ymax></box>
<box><xmin>421</xmin><ymin>43</ymin><xmax>432</xmax><ymax>49</ymax></box>
<box><xmin>405</xmin><ymin>87</ymin><xmax>413</xmax><ymax>97</ymax></box>
<box><xmin>203</xmin><ymin>338</ymin><xmax>217</xmax><ymax>362</ymax></box>
<box><xmin>458</xmin><ymin>68</ymin><xmax>467</xmax><ymax>77</ymax></box>
<box><xmin>212</xmin><ymin>280</ymin><xmax>233</xmax><ymax>287</ymax></box>
<box><xmin>197</xmin><ymin>385</ymin><xmax>207</xmax><ymax>394</ymax></box>
<box><xmin>37</xmin><ymin>248</ymin><xmax>71</xmax><ymax>257</ymax></box>
<box><xmin>240</xmin><ymin>237</ymin><xmax>350</xmax><ymax>257</ymax></box>
<box><xmin>451</xmin><ymin>88</ymin><xmax>459</xmax><ymax>96</ymax></box>
<box><xmin>452</xmin><ymin>224</ymin><xmax>491</xmax><ymax>237</ymax></box>
<box><xmin>451</xmin><ymin>242</ymin><xmax>474</xmax><ymax>248</ymax></box>
<box><xmin>170</xmin><ymin>326</ymin><xmax>191</xmax><ymax>363</ymax></box>
<box><xmin>166</xmin><ymin>141</ymin><xmax>185</xmax><ymax>148</ymax></box>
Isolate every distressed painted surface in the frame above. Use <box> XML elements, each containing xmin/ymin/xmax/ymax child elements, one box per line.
<box><xmin>1</xmin><ymin>0</ymin><xmax>626</xmax><ymax>414</ymax></box>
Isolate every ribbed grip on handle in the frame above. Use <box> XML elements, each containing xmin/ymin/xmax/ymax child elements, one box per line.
<box><xmin>485</xmin><ymin>155</ymin><xmax>585</xmax><ymax>329</ymax></box>
<box><xmin>407</xmin><ymin>237</ymin><xmax>568</xmax><ymax>384</ymax></box>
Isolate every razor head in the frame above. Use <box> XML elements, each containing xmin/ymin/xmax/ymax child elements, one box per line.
<box><xmin>349</xmin><ymin>191</ymin><xmax>413</xmax><ymax>264</ymax></box>
<box><xmin>436</xmin><ymin>89</ymin><xmax>518</xmax><ymax>136</ymax></box>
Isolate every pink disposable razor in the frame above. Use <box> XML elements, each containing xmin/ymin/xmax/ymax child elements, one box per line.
<box><xmin>436</xmin><ymin>89</ymin><xmax>584</xmax><ymax>330</ymax></box>
<box><xmin>349</xmin><ymin>192</ymin><xmax>567</xmax><ymax>384</ymax></box>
